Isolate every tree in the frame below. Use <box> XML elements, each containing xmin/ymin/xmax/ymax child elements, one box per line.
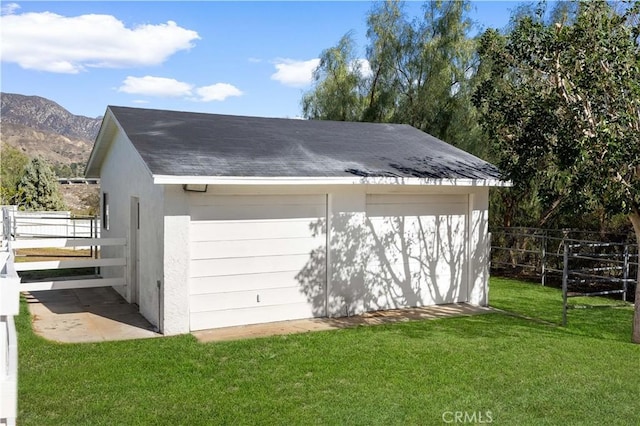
<box><xmin>388</xmin><ymin>0</ymin><xmax>481</xmax><ymax>155</ymax></box>
<box><xmin>302</xmin><ymin>33</ymin><xmax>365</xmax><ymax>121</ymax></box>
<box><xmin>0</xmin><ymin>142</ymin><xmax>29</xmax><ymax>204</ymax></box>
<box><xmin>80</xmin><ymin>191</ymin><xmax>100</xmax><ymax>216</ymax></box>
<box><xmin>302</xmin><ymin>0</ymin><xmax>487</xmax><ymax>157</ymax></box>
<box><xmin>361</xmin><ymin>0</ymin><xmax>407</xmax><ymax>123</ymax></box>
<box><xmin>474</xmin><ymin>1</ymin><xmax>640</xmax><ymax>341</ymax></box>
<box><xmin>13</xmin><ymin>157</ymin><xmax>66</xmax><ymax>211</ymax></box>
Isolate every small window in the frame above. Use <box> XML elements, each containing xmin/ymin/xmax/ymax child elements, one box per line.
<box><xmin>102</xmin><ymin>192</ymin><xmax>109</xmax><ymax>231</ymax></box>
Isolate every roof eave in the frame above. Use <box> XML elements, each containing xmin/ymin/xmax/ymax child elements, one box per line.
<box><xmin>85</xmin><ymin>107</ymin><xmax>117</xmax><ymax>178</ymax></box>
<box><xmin>152</xmin><ymin>175</ymin><xmax>512</xmax><ymax>187</ymax></box>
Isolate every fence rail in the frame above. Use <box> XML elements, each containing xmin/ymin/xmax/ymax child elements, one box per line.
<box><xmin>11</xmin><ymin>237</ymin><xmax>124</xmax><ymax>249</ymax></box>
<box><xmin>1</xmin><ymin>243</ymin><xmax>19</xmax><ymax>426</ymax></box>
<box><xmin>11</xmin><ymin>238</ymin><xmax>127</xmax><ymax>293</ymax></box>
<box><xmin>1</xmin><ymin>207</ymin><xmax>121</xmax><ymax>425</ymax></box>
<box><xmin>20</xmin><ymin>278</ymin><xmax>126</xmax><ymax>292</ymax></box>
<box><xmin>491</xmin><ymin>227</ymin><xmax>639</xmax><ymax>325</ymax></box>
<box><xmin>2</xmin><ymin>208</ymin><xmax>100</xmax><ymax>240</ymax></box>
<box><xmin>0</xmin><ymin>315</ymin><xmax>17</xmax><ymax>426</ymax></box>
<box><xmin>15</xmin><ymin>257</ymin><xmax>126</xmax><ymax>272</ymax></box>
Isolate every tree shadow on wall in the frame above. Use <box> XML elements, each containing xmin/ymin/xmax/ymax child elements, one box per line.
<box><xmin>296</xmin><ymin>210</ymin><xmax>471</xmax><ymax>320</ymax></box>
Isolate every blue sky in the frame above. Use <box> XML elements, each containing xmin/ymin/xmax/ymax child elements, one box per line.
<box><xmin>1</xmin><ymin>1</ymin><xmax>524</xmax><ymax>119</ymax></box>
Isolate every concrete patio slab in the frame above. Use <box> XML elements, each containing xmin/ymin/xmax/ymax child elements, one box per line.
<box><xmin>25</xmin><ymin>287</ymin><xmax>161</xmax><ymax>343</ymax></box>
<box><xmin>24</xmin><ymin>289</ymin><xmax>494</xmax><ymax>344</ymax></box>
<box><xmin>193</xmin><ymin>303</ymin><xmax>494</xmax><ymax>343</ymax></box>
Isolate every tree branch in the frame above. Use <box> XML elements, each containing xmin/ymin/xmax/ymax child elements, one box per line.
<box><xmin>537</xmin><ymin>194</ymin><xmax>568</xmax><ymax>227</ymax></box>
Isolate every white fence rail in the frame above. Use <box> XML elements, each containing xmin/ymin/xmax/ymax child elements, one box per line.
<box><xmin>0</xmin><ymin>208</ymin><xmax>120</xmax><ymax>425</ymax></box>
<box><xmin>11</xmin><ymin>238</ymin><xmax>123</xmax><ymax>249</ymax></box>
<box><xmin>13</xmin><ymin>238</ymin><xmax>127</xmax><ymax>293</ymax></box>
<box><xmin>1</xmin><ymin>244</ymin><xmax>20</xmax><ymax>426</ymax></box>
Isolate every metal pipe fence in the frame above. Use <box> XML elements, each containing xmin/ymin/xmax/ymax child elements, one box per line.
<box><xmin>490</xmin><ymin>227</ymin><xmax>638</xmax><ymax>325</ymax></box>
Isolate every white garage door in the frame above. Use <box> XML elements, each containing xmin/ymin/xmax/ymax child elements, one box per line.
<box><xmin>189</xmin><ymin>194</ymin><xmax>327</xmax><ymax>330</ymax></box>
<box><xmin>365</xmin><ymin>194</ymin><xmax>468</xmax><ymax>310</ymax></box>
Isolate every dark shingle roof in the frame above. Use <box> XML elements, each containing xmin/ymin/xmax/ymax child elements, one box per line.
<box><xmin>107</xmin><ymin>106</ymin><xmax>502</xmax><ymax>180</ymax></box>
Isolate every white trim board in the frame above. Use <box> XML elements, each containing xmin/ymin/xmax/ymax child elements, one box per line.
<box><xmin>153</xmin><ymin>175</ymin><xmax>511</xmax><ymax>187</ymax></box>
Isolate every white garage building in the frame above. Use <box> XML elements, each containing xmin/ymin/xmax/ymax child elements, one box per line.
<box><xmin>86</xmin><ymin>106</ymin><xmax>506</xmax><ymax>335</ymax></box>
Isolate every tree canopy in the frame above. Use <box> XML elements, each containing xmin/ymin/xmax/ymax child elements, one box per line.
<box><xmin>13</xmin><ymin>157</ymin><xmax>66</xmax><ymax>211</ymax></box>
<box><xmin>473</xmin><ymin>0</ymin><xmax>640</xmax><ymax>341</ymax></box>
<box><xmin>302</xmin><ymin>0</ymin><xmax>486</xmax><ymax>157</ymax></box>
<box><xmin>0</xmin><ymin>142</ymin><xmax>29</xmax><ymax>205</ymax></box>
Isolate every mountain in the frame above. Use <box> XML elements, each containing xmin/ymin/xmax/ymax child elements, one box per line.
<box><xmin>0</xmin><ymin>93</ymin><xmax>102</xmax><ymax>212</ymax></box>
<box><xmin>0</xmin><ymin>92</ymin><xmax>102</xmax><ymax>174</ymax></box>
<box><xmin>1</xmin><ymin>93</ymin><xmax>101</xmax><ymax>141</ymax></box>
<box><xmin>1</xmin><ymin>122</ymin><xmax>91</xmax><ymax>166</ymax></box>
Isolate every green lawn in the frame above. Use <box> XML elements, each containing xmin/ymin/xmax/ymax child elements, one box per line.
<box><xmin>17</xmin><ymin>277</ymin><xmax>639</xmax><ymax>425</ymax></box>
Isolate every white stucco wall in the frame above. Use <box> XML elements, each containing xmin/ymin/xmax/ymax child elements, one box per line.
<box><xmin>98</xmin><ymin>127</ymin><xmax>165</xmax><ymax>330</ymax></box>
<box><xmin>166</xmin><ymin>184</ymin><xmax>490</xmax><ymax>331</ymax></box>
<box><xmin>162</xmin><ymin>185</ymin><xmax>191</xmax><ymax>335</ymax></box>
<box><xmin>467</xmin><ymin>190</ymin><xmax>490</xmax><ymax>306</ymax></box>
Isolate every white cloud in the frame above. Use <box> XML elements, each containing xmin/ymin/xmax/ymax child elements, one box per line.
<box><xmin>0</xmin><ymin>11</ymin><xmax>199</xmax><ymax>73</ymax></box>
<box><xmin>118</xmin><ymin>76</ymin><xmax>193</xmax><ymax>97</ymax></box>
<box><xmin>132</xmin><ymin>100</ymin><xmax>150</xmax><ymax>104</ymax></box>
<box><xmin>119</xmin><ymin>76</ymin><xmax>243</xmax><ymax>102</ymax></box>
<box><xmin>271</xmin><ymin>58</ymin><xmax>320</xmax><ymax>88</ymax></box>
<box><xmin>196</xmin><ymin>83</ymin><xmax>243</xmax><ymax>102</ymax></box>
<box><xmin>1</xmin><ymin>3</ymin><xmax>20</xmax><ymax>15</ymax></box>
